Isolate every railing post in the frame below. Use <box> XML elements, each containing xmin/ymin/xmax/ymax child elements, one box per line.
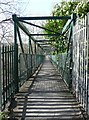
<box><xmin>12</xmin><ymin>14</ymin><xmax>19</xmax><ymax>93</ymax></box>
<box><xmin>69</xmin><ymin>26</ymin><xmax>73</xmax><ymax>89</ymax></box>
<box><xmin>34</xmin><ymin>41</ymin><xmax>36</xmax><ymax>69</ymax></box>
<box><xmin>29</xmin><ymin>37</ymin><xmax>32</xmax><ymax>74</ymax></box>
<box><xmin>86</xmin><ymin>12</ymin><xmax>89</xmax><ymax>116</ymax></box>
<box><xmin>29</xmin><ymin>37</ymin><xmax>31</xmax><ymax>54</ymax></box>
<box><xmin>69</xmin><ymin>13</ymin><xmax>77</xmax><ymax>89</ymax></box>
<box><xmin>14</xmin><ymin>44</ymin><xmax>18</xmax><ymax>93</ymax></box>
<box><xmin>0</xmin><ymin>41</ymin><xmax>2</xmax><ymax>111</ymax></box>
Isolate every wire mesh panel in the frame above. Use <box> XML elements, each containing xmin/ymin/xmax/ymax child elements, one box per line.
<box><xmin>57</xmin><ymin>54</ymin><xmax>71</xmax><ymax>88</ymax></box>
<box><xmin>58</xmin><ymin>53</ymin><xmax>67</xmax><ymax>73</ymax></box>
<box><xmin>72</xmin><ymin>14</ymin><xmax>89</xmax><ymax>114</ymax></box>
<box><xmin>50</xmin><ymin>55</ymin><xmax>58</xmax><ymax>66</ymax></box>
<box><xmin>18</xmin><ymin>53</ymin><xmax>45</xmax><ymax>87</ymax></box>
<box><xmin>19</xmin><ymin>53</ymin><xmax>30</xmax><ymax>86</ymax></box>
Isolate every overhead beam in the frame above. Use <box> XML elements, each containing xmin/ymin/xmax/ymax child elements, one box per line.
<box><xmin>40</xmin><ymin>45</ymin><xmax>51</xmax><ymax>47</ymax></box>
<box><xmin>12</xmin><ymin>14</ymin><xmax>30</xmax><ymax>36</ymax></box>
<box><xmin>30</xmin><ymin>34</ymin><xmax>60</xmax><ymax>36</ymax></box>
<box><xmin>17</xmin><ymin>16</ymin><xmax>71</xmax><ymax>21</ymax></box>
<box><xmin>35</xmin><ymin>40</ymin><xmax>55</xmax><ymax>42</ymax></box>
<box><xmin>39</xmin><ymin>43</ymin><xmax>51</xmax><ymax>45</ymax></box>
<box><xmin>12</xmin><ymin>14</ymin><xmax>43</xmax><ymax>50</ymax></box>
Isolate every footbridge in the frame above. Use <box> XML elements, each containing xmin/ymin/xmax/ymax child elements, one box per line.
<box><xmin>0</xmin><ymin>13</ymin><xmax>89</xmax><ymax>120</ymax></box>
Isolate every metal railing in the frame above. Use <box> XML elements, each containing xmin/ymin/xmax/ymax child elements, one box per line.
<box><xmin>18</xmin><ymin>53</ymin><xmax>44</xmax><ymax>87</ymax></box>
<box><xmin>72</xmin><ymin>13</ymin><xmax>89</xmax><ymax>114</ymax></box>
<box><xmin>0</xmin><ymin>45</ymin><xmax>15</xmax><ymax>110</ymax></box>
<box><xmin>0</xmin><ymin>14</ymin><xmax>45</xmax><ymax>110</ymax></box>
<box><xmin>0</xmin><ymin>44</ymin><xmax>44</xmax><ymax>110</ymax></box>
<box><xmin>50</xmin><ymin>13</ymin><xmax>89</xmax><ymax>116</ymax></box>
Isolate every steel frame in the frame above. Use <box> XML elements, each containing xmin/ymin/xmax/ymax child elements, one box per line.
<box><xmin>12</xmin><ymin>13</ymin><xmax>75</xmax><ymax>91</ymax></box>
<box><xmin>0</xmin><ymin>13</ymin><xmax>77</xmax><ymax>111</ymax></box>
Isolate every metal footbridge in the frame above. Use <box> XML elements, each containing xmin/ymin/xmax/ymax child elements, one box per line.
<box><xmin>0</xmin><ymin>13</ymin><xmax>89</xmax><ymax>120</ymax></box>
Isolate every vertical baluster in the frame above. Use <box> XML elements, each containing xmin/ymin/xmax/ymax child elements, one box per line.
<box><xmin>5</xmin><ymin>46</ymin><xmax>7</xmax><ymax>103</ymax></box>
<box><xmin>9</xmin><ymin>45</ymin><xmax>12</xmax><ymax>96</ymax></box>
<box><xmin>2</xmin><ymin>45</ymin><xmax>5</xmax><ymax>109</ymax></box>
<box><xmin>7</xmin><ymin>46</ymin><xmax>10</xmax><ymax>99</ymax></box>
<box><xmin>12</xmin><ymin>45</ymin><xmax>14</xmax><ymax>93</ymax></box>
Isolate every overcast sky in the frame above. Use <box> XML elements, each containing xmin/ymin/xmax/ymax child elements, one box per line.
<box><xmin>19</xmin><ymin>0</ymin><xmax>61</xmax><ymax>16</ymax></box>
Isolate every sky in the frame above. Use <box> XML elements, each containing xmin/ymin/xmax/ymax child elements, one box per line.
<box><xmin>0</xmin><ymin>0</ymin><xmax>62</xmax><ymax>43</ymax></box>
<box><xmin>19</xmin><ymin>0</ymin><xmax>61</xmax><ymax>16</ymax></box>
<box><xmin>16</xmin><ymin>0</ymin><xmax>62</xmax><ymax>41</ymax></box>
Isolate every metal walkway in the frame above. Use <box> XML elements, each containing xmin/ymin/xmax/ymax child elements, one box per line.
<box><xmin>13</xmin><ymin>56</ymin><xmax>84</xmax><ymax>120</ymax></box>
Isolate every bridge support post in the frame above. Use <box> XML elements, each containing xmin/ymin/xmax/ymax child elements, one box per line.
<box><xmin>14</xmin><ymin>44</ymin><xmax>18</xmax><ymax>93</ymax></box>
<box><xmin>13</xmin><ymin>14</ymin><xmax>19</xmax><ymax>93</ymax></box>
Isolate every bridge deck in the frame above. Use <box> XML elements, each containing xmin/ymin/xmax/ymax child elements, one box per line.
<box><xmin>13</xmin><ymin>57</ymin><xmax>84</xmax><ymax>120</ymax></box>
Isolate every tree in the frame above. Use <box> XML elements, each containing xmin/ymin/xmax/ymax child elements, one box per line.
<box><xmin>43</xmin><ymin>0</ymin><xmax>89</xmax><ymax>54</ymax></box>
<box><xmin>0</xmin><ymin>0</ymin><xmax>22</xmax><ymax>44</ymax></box>
<box><xmin>75</xmin><ymin>1</ymin><xmax>89</xmax><ymax>18</ymax></box>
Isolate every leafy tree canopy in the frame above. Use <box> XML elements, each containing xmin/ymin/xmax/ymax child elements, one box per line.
<box><xmin>43</xmin><ymin>0</ymin><xmax>89</xmax><ymax>54</ymax></box>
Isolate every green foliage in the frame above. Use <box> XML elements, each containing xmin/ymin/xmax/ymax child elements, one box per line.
<box><xmin>0</xmin><ymin>112</ymin><xmax>9</xmax><ymax>120</ymax></box>
<box><xmin>75</xmin><ymin>1</ymin><xmax>89</xmax><ymax>18</ymax></box>
<box><xmin>43</xmin><ymin>0</ymin><xmax>89</xmax><ymax>54</ymax></box>
<box><xmin>44</xmin><ymin>1</ymin><xmax>79</xmax><ymax>33</ymax></box>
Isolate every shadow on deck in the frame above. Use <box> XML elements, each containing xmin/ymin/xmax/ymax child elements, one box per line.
<box><xmin>11</xmin><ymin>57</ymin><xmax>85</xmax><ymax>120</ymax></box>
